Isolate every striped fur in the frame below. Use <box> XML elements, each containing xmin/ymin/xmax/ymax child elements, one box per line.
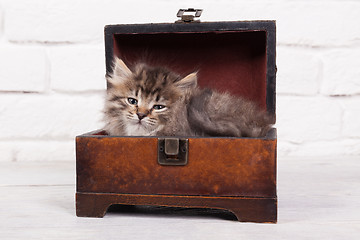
<box><xmin>103</xmin><ymin>58</ymin><xmax>272</xmax><ymax>137</ymax></box>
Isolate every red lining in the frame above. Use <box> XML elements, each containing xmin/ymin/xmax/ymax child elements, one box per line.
<box><xmin>113</xmin><ymin>31</ymin><xmax>267</xmax><ymax>110</ymax></box>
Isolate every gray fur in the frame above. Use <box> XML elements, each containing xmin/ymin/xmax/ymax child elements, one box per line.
<box><xmin>103</xmin><ymin>59</ymin><xmax>272</xmax><ymax>138</ymax></box>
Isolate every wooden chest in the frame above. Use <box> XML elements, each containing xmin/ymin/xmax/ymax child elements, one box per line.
<box><xmin>76</xmin><ymin>16</ymin><xmax>277</xmax><ymax>223</ymax></box>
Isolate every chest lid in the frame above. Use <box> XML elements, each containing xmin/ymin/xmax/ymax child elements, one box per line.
<box><xmin>105</xmin><ymin>19</ymin><xmax>276</xmax><ymax>123</ymax></box>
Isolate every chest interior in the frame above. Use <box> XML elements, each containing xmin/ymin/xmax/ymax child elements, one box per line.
<box><xmin>112</xmin><ymin>30</ymin><xmax>268</xmax><ymax>111</ymax></box>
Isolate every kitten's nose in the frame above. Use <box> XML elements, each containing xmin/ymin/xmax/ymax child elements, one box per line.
<box><xmin>137</xmin><ymin>112</ymin><xmax>147</xmax><ymax>120</ymax></box>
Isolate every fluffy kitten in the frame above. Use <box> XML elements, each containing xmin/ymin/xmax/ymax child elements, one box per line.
<box><xmin>103</xmin><ymin>58</ymin><xmax>272</xmax><ymax>137</ymax></box>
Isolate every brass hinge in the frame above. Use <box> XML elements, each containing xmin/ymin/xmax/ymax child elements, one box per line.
<box><xmin>176</xmin><ymin>8</ymin><xmax>203</xmax><ymax>23</ymax></box>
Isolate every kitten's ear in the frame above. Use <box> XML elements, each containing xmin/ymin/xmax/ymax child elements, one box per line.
<box><xmin>175</xmin><ymin>72</ymin><xmax>198</xmax><ymax>90</ymax></box>
<box><xmin>113</xmin><ymin>58</ymin><xmax>132</xmax><ymax>79</ymax></box>
<box><xmin>108</xmin><ymin>58</ymin><xmax>132</xmax><ymax>87</ymax></box>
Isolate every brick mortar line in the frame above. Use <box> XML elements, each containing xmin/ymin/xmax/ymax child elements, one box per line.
<box><xmin>0</xmin><ymin>138</ymin><xmax>77</xmax><ymax>142</ymax></box>
<box><xmin>277</xmin><ymin>42</ymin><xmax>360</xmax><ymax>50</ymax></box>
<box><xmin>0</xmin><ymin>90</ymin><xmax>105</xmax><ymax>96</ymax></box>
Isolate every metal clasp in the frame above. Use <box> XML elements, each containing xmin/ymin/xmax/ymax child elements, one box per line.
<box><xmin>176</xmin><ymin>8</ymin><xmax>203</xmax><ymax>23</ymax></box>
<box><xmin>158</xmin><ymin>138</ymin><xmax>188</xmax><ymax>166</ymax></box>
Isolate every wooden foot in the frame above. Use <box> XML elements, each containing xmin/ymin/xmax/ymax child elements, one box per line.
<box><xmin>76</xmin><ymin>192</ymin><xmax>277</xmax><ymax>223</ymax></box>
<box><xmin>76</xmin><ymin>192</ymin><xmax>109</xmax><ymax>218</ymax></box>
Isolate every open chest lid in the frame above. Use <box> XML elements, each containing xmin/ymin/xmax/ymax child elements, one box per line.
<box><xmin>104</xmin><ymin>20</ymin><xmax>276</xmax><ymax>123</ymax></box>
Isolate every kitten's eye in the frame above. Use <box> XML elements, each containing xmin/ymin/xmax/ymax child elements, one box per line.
<box><xmin>153</xmin><ymin>105</ymin><xmax>166</xmax><ymax>110</ymax></box>
<box><xmin>128</xmin><ymin>98</ymin><xmax>138</xmax><ymax>105</ymax></box>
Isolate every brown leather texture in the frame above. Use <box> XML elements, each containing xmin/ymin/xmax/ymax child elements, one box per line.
<box><xmin>76</xmin><ymin>133</ymin><xmax>276</xmax><ymax>198</ymax></box>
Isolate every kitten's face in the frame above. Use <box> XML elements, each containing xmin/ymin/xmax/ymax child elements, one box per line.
<box><xmin>105</xmin><ymin>59</ymin><xmax>197</xmax><ymax>136</ymax></box>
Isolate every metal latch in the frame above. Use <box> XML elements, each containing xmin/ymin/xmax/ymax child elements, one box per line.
<box><xmin>176</xmin><ymin>8</ymin><xmax>203</xmax><ymax>23</ymax></box>
<box><xmin>158</xmin><ymin>138</ymin><xmax>188</xmax><ymax>166</ymax></box>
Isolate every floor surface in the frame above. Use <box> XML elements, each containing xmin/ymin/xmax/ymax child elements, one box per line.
<box><xmin>0</xmin><ymin>157</ymin><xmax>359</xmax><ymax>239</ymax></box>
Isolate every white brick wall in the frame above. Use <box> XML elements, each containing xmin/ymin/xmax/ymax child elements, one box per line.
<box><xmin>342</xmin><ymin>98</ymin><xmax>360</xmax><ymax>138</ymax></box>
<box><xmin>48</xmin><ymin>45</ymin><xmax>106</xmax><ymax>92</ymax></box>
<box><xmin>0</xmin><ymin>0</ymin><xmax>359</xmax><ymax>161</ymax></box>
<box><xmin>277</xmin><ymin>96</ymin><xmax>343</xmax><ymax>144</ymax></box>
<box><xmin>277</xmin><ymin>47</ymin><xmax>321</xmax><ymax>95</ymax></box>
<box><xmin>0</xmin><ymin>45</ymin><xmax>47</xmax><ymax>92</ymax></box>
<box><xmin>321</xmin><ymin>49</ymin><xmax>360</xmax><ymax>96</ymax></box>
<box><xmin>0</xmin><ymin>94</ymin><xmax>104</xmax><ymax>139</ymax></box>
<box><xmin>0</xmin><ymin>4</ymin><xmax>3</xmax><ymax>38</ymax></box>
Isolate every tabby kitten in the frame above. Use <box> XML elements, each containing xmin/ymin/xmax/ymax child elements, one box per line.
<box><xmin>103</xmin><ymin>58</ymin><xmax>272</xmax><ymax>137</ymax></box>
